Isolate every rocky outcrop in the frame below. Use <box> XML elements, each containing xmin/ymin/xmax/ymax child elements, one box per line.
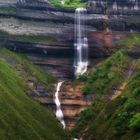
<box><xmin>0</xmin><ymin>31</ymin><xmax>130</xmax><ymax>79</ymax></box>
<box><xmin>88</xmin><ymin>0</ymin><xmax>140</xmax><ymax>14</ymax></box>
<box><xmin>1</xmin><ymin>0</ymin><xmax>140</xmax><ymax>32</ymax></box>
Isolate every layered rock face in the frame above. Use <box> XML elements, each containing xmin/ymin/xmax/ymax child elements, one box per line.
<box><xmin>88</xmin><ymin>0</ymin><xmax>140</xmax><ymax>14</ymax></box>
<box><xmin>0</xmin><ymin>0</ymin><xmax>140</xmax><ymax>32</ymax></box>
<box><xmin>33</xmin><ymin>81</ymin><xmax>92</xmax><ymax>129</ymax></box>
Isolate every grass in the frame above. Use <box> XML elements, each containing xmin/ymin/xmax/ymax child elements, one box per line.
<box><xmin>48</xmin><ymin>0</ymin><xmax>86</xmax><ymax>8</ymax></box>
<box><xmin>0</xmin><ymin>48</ymin><xmax>56</xmax><ymax>92</ymax></box>
<box><xmin>0</xmin><ymin>55</ymin><xmax>69</xmax><ymax>140</ymax></box>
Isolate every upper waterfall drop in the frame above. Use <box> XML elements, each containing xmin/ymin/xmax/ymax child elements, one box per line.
<box><xmin>74</xmin><ymin>8</ymin><xmax>88</xmax><ymax>77</ymax></box>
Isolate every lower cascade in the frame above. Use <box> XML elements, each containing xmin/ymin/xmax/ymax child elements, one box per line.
<box><xmin>74</xmin><ymin>8</ymin><xmax>88</xmax><ymax>77</ymax></box>
<box><xmin>54</xmin><ymin>81</ymin><xmax>66</xmax><ymax>129</ymax></box>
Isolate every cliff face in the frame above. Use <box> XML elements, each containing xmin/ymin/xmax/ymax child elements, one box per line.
<box><xmin>0</xmin><ymin>0</ymin><xmax>140</xmax><ymax>131</ymax></box>
<box><xmin>88</xmin><ymin>0</ymin><xmax>140</xmax><ymax>13</ymax></box>
<box><xmin>0</xmin><ymin>30</ymin><xmax>130</xmax><ymax>79</ymax></box>
<box><xmin>0</xmin><ymin>0</ymin><xmax>140</xmax><ymax>32</ymax></box>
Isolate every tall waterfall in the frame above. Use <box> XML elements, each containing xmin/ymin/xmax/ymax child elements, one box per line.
<box><xmin>74</xmin><ymin>8</ymin><xmax>88</xmax><ymax>77</ymax></box>
<box><xmin>54</xmin><ymin>81</ymin><xmax>66</xmax><ymax>129</ymax></box>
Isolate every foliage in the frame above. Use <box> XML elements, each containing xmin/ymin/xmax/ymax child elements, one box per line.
<box><xmin>117</xmin><ymin>34</ymin><xmax>140</xmax><ymax>49</ymax></box>
<box><xmin>49</xmin><ymin>0</ymin><xmax>86</xmax><ymax>8</ymax></box>
<box><xmin>0</xmin><ymin>49</ymin><xmax>56</xmax><ymax>88</ymax></box>
<box><xmin>82</xmin><ymin>50</ymin><xmax>129</xmax><ymax>95</ymax></box>
<box><xmin>133</xmin><ymin>87</ymin><xmax>140</xmax><ymax>97</ymax></box>
<box><xmin>129</xmin><ymin>113</ymin><xmax>140</xmax><ymax>130</ymax></box>
<box><xmin>72</xmin><ymin>50</ymin><xmax>140</xmax><ymax>140</ymax></box>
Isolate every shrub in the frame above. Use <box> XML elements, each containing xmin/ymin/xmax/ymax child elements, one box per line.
<box><xmin>129</xmin><ymin>113</ymin><xmax>140</xmax><ymax>130</ymax></box>
<box><xmin>133</xmin><ymin>87</ymin><xmax>140</xmax><ymax>97</ymax></box>
<box><xmin>124</xmin><ymin>98</ymin><xmax>139</xmax><ymax>111</ymax></box>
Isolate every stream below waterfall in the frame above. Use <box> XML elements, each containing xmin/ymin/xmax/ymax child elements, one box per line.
<box><xmin>54</xmin><ymin>81</ymin><xmax>79</xmax><ymax>140</ymax></box>
<box><xmin>54</xmin><ymin>81</ymin><xmax>66</xmax><ymax>129</ymax></box>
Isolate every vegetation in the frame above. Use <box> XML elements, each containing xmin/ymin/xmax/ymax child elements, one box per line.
<box><xmin>117</xmin><ymin>34</ymin><xmax>140</xmax><ymax>49</ymax></box>
<box><xmin>82</xmin><ymin>50</ymin><xmax>129</xmax><ymax>95</ymax></box>
<box><xmin>0</xmin><ymin>49</ymin><xmax>69</xmax><ymax>140</ymax></box>
<box><xmin>72</xmin><ymin>50</ymin><xmax>140</xmax><ymax>140</ymax></box>
<box><xmin>129</xmin><ymin>113</ymin><xmax>140</xmax><ymax>130</ymax></box>
<box><xmin>0</xmin><ymin>49</ymin><xmax>55</xmax><ymax>90</ymax></box>
<box><xmin>49</xmin><ymin>0</ymin><xmax>86</xmax><ymax>8</ymax></box>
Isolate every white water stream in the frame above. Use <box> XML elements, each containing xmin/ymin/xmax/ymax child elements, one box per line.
<box><xmin>54</xmin><ymin>81</ymin><xmax>66</xmax><ymax>129</ymax></box>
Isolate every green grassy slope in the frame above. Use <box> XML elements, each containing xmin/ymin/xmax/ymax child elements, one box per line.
<box><xmin>72</xmin><ymin>50</ymin><xmax>140</xmax><ymax>140</ymax></box>
<box><xmin>0</xmin><ymin>49</ymin><xmax>69</xmax><ymax>140</ymax></box>
<box><xmin>0</xmin><ymin>48</ymin><xmax>56</xmax><ymax>92</ymax></box>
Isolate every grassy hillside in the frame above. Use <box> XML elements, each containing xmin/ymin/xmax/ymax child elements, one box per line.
<box><xmin>72</xmin><ymin>50</ymin><xmax>140</xmax><ymax>140</ymax></box>
<box><xmin>0</xmin><ymin>48</ymin><xmax>56</xmax><ymax>92</ymax></box>
<box><xmin>0</xmin><ymin>49</ymin><xmax>69</xmax><ymax>140</ymax></box>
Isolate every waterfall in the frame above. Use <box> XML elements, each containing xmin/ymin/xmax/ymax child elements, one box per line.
<box><xmin>54</xmin><ymin>81</ymin><xmax>66</xmax><ymax>129</ymax></box>
<box><xmin>74</xmin><ymin>8</ymin><xmax>88</xmax><ymax>77</ymax></box>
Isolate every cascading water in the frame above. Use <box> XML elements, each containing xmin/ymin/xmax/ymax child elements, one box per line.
<box><xmin>54</xmin><ymin>8</ymin><xmax>88</xmax><ymax>140</ymax></box>
<box><xmin>74</xmin><ymin>8</ymin><xmax>88</xmax><ymax>77</ymax></box>
<box><xmin>54</xmin><ymin>81</ymin><xmax>66</xmax><ymax>129</ymax></box>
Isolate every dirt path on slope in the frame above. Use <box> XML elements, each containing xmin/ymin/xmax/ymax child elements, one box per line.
<box><xmin>111</xmin><ymin>62</ymin><xmax>134</xmax><ymax>100</ymax></box>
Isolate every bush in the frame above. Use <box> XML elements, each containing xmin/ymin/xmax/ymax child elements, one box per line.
<box><xmin>83</xmin><ymin>85</ymin><xmax>91</xmax><ymax>95</ymax></box>
<box><xmin>133</xmin><ymin>87</ymin><xmax>140</xmax><ymax>97</ymax></box>
<box><xmin>82</xmin><ymin>50</ymin><xmax>128</xmax><ymax>95</ymax></box>
<box><xmin>129</xmin><ymin>113</ymin><xmax>140</xmax><ymax>130</ymax></box>
<box><xmin>124</xmin><ymin>98</ymin><xmax>139</xmax><ymax>111</ymax></box>
<box><xmin>48</xmin><ymin>0</ymin><xmax>86</xmax><ymax>8</ymax></box>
